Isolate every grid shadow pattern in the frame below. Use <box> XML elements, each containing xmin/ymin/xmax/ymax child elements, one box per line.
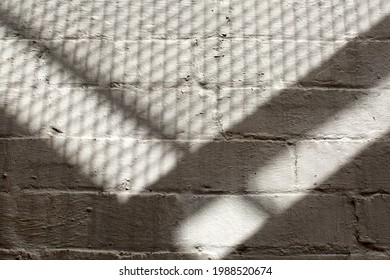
<box><xmin>0</xmin><ymin>0</ymin><xmax>390</xmax><ymax>259</ymax></box>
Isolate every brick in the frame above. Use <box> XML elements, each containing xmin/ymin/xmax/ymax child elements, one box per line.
<box><xmin>356</xmin><ymin>141</ymin><xmax>390</xmax><ymax>192</ymax></box>
<box><xmin>0</xmin><ymin>39</ymin><xmax>191</xmax><ymax>87</ymax></box>
<box><xmin>2</xmin><ymin>1</ymin><xmax>390</xmax><ymax>40</ymax></box>
<box><xmin>150</xmin><ymin>141</ymin><xmax>295</xmax><ymax>193</ymax></box>
<box><xmin>297</xmin><ymin>141</ymin><xmax>366</xmax><ymax>191</ymax></box>
<box><xmin>194</xmin><ymin>39</ymin><xmax>390</xmax><ymax>88</ymax></box>
<box><xmin>0</xmin><ymin>0</ymin><xmax>226</xmax><ymax>40</ymax></box>
<box><xmin>0</xmin><ymin>193</ymin><xmax>185</xmax><ymax>252</ymax></box>
<box><xmin>0</xmin><ymin>194</ymin><xmax>19</xmax><ymax>248</ymax></box>
<box><xmin>0</xmin><ymin>86</ymin><xmax>218</xmax><ymax>139</ymax></box>
<box><xmin>302</xmin><ymin>41</ymin><xmax>390</xmax><ymax>88</ymax></box>
<box><xmin>1</xmin><ymin>138</ymin><xmax>187</xmax><ymax>191</ymax></box>
<box><xmin>217</xmin><ymin>87</ymin><xmax>390</xmax><ymax>138</ymax></box>
<box><xmin>1</xmin><ymin>139</ymin><xmax>96</xmax><ymax>190</ymax></box>
<box><xmin>0</xmin><ymin>193</ymin><xmax>355</xmax><ymax>255</ymax></box>
<box><xmin>176</xmin><ymin>194</ymin><xmax>355</xmax><ymax>254</ymax></box>
<box><xmin>253</xmin><ymin>195</ymin><xmax>355</xmax><ymax>249</ymax></box>
<box><xmin>1</xmin><ymin>138</ymin><xmax>294</xmax><ymax>193</ymax></box>
<box><xmin>228</xmin><ymin>0</ymin><xmax>390</xmax><ymax>40</ymax></box>
<box><xmin>297</xmin><ymin>140</ymin><xmax>390</xmax><ymax>192</ymax></box>
<box><xmin>356</xmin><ymin>195</ymin><xmax>390</xmax><ymax>248</ymax></box>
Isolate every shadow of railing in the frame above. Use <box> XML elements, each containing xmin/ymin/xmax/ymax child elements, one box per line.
<box><xmin>0</xmin><ymin>0</ymin><xmax>390</xmax><ymax>259</ymax></box>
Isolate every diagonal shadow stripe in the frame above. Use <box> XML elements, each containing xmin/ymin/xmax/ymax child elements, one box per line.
<box><xmin>0</xmin><ymin>3</ymin><xmax>189</xmax><ymax>144</ymax></box>
<box><xmin>0</xmin><ymin>1</ymin><xmax>390</xmax><ymax>258</ymax></box>
<box><xmin>146</xmin><ymin>16</ymin><xmax>390</xmax><ymax>191</ymax></box>
<box><xmin>152</xmin><ymin>12</ymin><xmax>390</xmax><ymax>188</ymax></box>
<box><xmin>236</xmin><ymin>130</ymin><xmax>390</xmax><ymax>259</ymax></box>
<box><xmin>148</xmin><ymin>14</ymin><xmax>390</xmax><ymax>257</ymax></box>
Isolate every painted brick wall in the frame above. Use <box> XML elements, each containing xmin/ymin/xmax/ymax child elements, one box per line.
<box><xmin>1</xmin><ymin>0</ymin><xmax>390</xmax><ymax>259</ymax></box>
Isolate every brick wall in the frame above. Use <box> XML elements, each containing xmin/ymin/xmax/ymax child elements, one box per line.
<box><xmin>1</xmin><ymin>0</ymin><xmax>390</xmax><ymax>259</ymax></box>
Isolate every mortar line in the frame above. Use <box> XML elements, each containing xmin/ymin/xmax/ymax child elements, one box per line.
<box><xmin>2</xmin><ymin>37</ymin><xmax>390</xmax><ymax>43</ymax></box>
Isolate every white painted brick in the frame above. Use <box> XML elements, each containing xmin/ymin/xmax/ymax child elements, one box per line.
<box><xmin>297</xmin><ymin>141</ymin><xmax>365</xmax><ymax>191</ymax></box>
<box><xmin>356</xmin><ymin>195</ymin><xmax>390</xmax><ymax>247</ymax></box>
<box><xmin>2</xmin><ymin>1</ymin><xmax>390</xmax><ymax>40</ymax></box>
<box><xmin>1</xmin><ymin>0</ymin><xmax>389</xmax><ymax>260</ymax></box>
<box><xmin>228</xmin><ymin>0</ymin><xmax>390</xmax><ymax>39</ymax></box>
<box><xmin>176</xmin><ymin>194</ymin><xmax>355</xmax><ymax>254</ymax></box>
<box><xmin>194</xmin><ymin>39</ymin><xmax>390</xmax><ymax>87</ymax></box>
<box><xmin>217</xmin><ymin>88</ymin><xmax>390</xmax><ymax>139</ymax></box>
<box><xmin>1</xmin><ymin>138</ymin><xmax>185</xmax><ymax>192</ymax></box>
<box><xmin>297</xmin><ymin>140</ymin><xmax>390</xmax><ymax>192</ymax></box>
<box><xmin>0</xmin><ymin>193</ymin><xmax>355</xmax><ymax>254</ymax></box>
<box><xmin>0</xmin><ymin>86</ymin><xmax>218</xmax><ymax>139</ymax></box>
<box><xmin>1</xmin><ymin>139</ymin><xmax>96</xmax><ymax>189</ymax></box>
<box><xmin>357</xmin><ymin>141</ymin><xmax>390</xmax><ymax>192</ymax></box>
<box><xmin>0</xmin><ymin>39</ymin><xmax>191</xmax><ymax>87</ymax></box>
<box><xmin>0</xmin><ymin>139</ymin><xmax>294</xmax><ymax>193</ymax></box>
<box><xmin>0</xmin><ymin>193</ymin><xmax>183</xmax><ymax>251</ymax></box>
<box><xmin>0</xmin><ymin>0</ymin><xmax>226</xmax><ymax>40</ymax></box>
<box><xmin>150</xmin><ymin>141</ymin><xmax>295</xmax><ymax>193</ymax></box>
<box><xmin>267</xmin><ymin>193</ymin><xmax>356</xmax><ymax>247</ymax></box>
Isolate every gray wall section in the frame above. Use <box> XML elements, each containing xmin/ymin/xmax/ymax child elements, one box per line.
<box><xmin>0</xmin><ymin>0</ymin><xmax>390</xmax><ymax>259</ymax></box>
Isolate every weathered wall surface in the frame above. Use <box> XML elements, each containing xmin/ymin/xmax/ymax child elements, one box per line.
<box><xmin>1</xmin><ymin>0</ymin><xmax>390</xmax><ymax>259</ymax></box>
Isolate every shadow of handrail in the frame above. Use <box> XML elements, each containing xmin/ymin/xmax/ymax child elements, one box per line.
<box><xmin>0</xmin><ymin>1</ymin><xmax>390</xmax><ymax>258</ymax></box>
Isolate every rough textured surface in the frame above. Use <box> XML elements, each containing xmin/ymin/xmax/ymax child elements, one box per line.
<box><xmin>1</xmin><ymin>0</ymin><xmax>390</xmax><ymax>259</ymax></box>
<box><xmin>356</xmin><ymin>195</ymin><xmax>390</xmax><ymax>249</ymax></box>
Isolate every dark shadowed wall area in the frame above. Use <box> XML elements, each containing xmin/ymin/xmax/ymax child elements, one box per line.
<box><xmin>1</xmin><ymin>0</ymin><xmax>390</xmax><ymax>259</ymax></box>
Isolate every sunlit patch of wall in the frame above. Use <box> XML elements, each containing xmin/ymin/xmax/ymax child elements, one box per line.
<box><xmin>0</xmin><ymin>1</ymin><xmax>222</xmax><ymax>195</ymax></box>
<box><xmin>0</xmin><ymin>0</ymin><xmax>390</xmax><ymax>259</ymax></box>
<box><xmin>173</xmin><ymin>0</ymin><xmax>390</xmax><ymax>258</ymax></box>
